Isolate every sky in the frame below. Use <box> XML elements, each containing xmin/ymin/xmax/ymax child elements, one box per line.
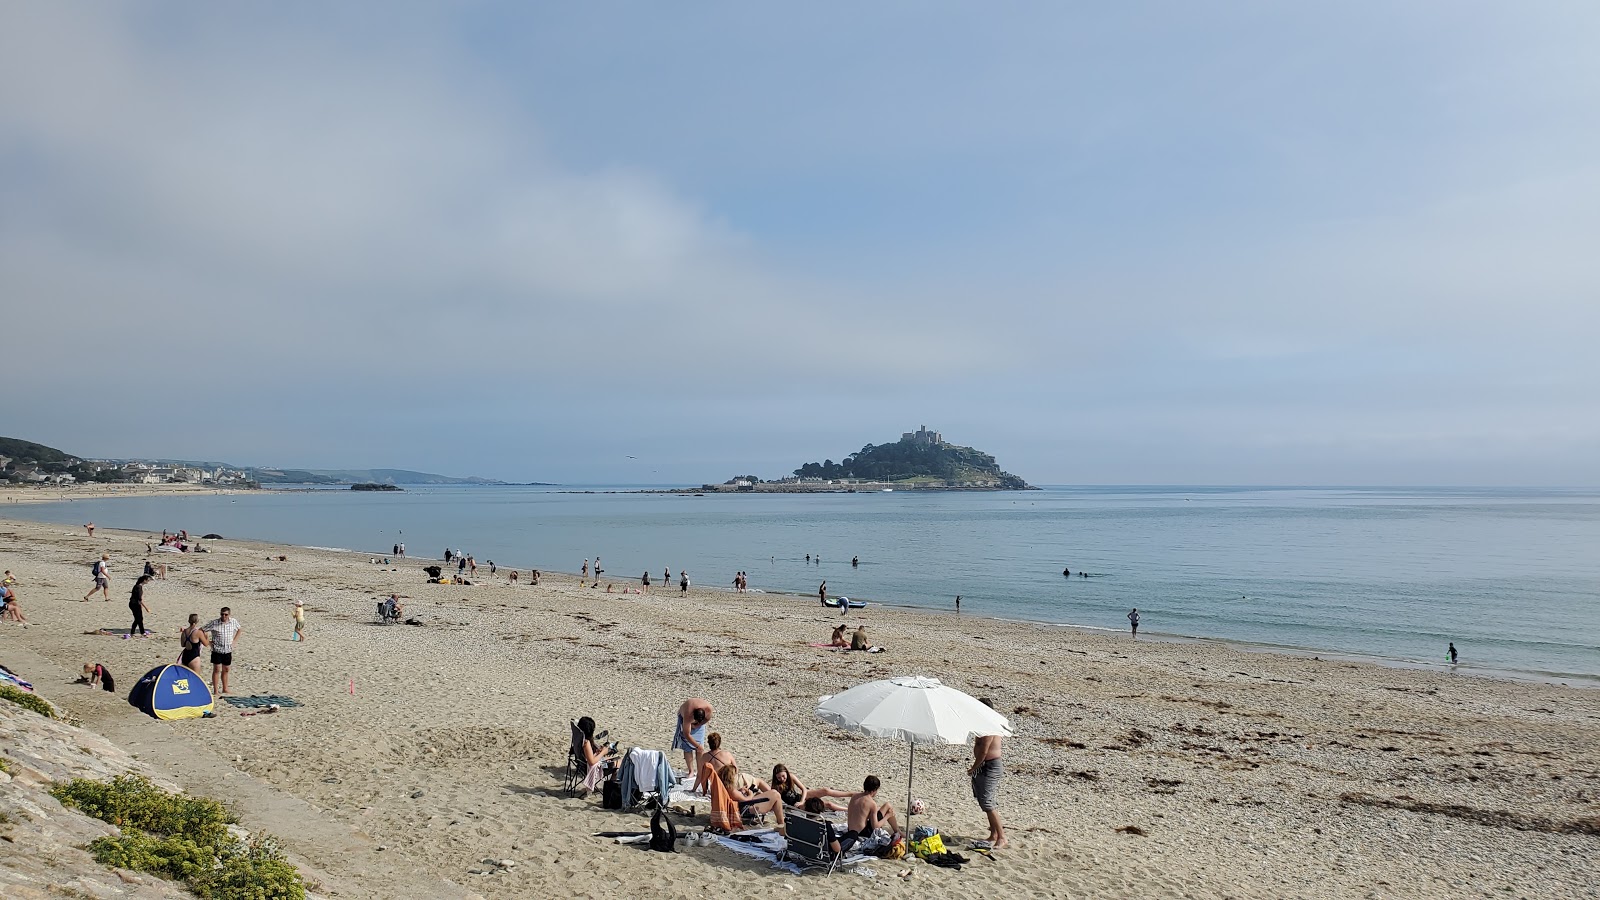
<box><xmin>2</xmin><ymin>2</ymin><xmax>1598</xmax><ymax>485</ymax></box>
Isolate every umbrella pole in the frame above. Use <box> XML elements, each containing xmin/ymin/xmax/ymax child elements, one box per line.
<box><xmin>906</xmin><ymin>742</ymin><xmax>914</xmax><ymax>834</ymax></box>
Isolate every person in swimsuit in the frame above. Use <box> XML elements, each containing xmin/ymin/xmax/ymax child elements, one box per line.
<box><xmin>695</xmin><ymin>732</ymin><xmax>736</xmax><ymax>792</ymax></box>
<box><xmin>970</xmin><ymin>698</ymin><xmax>1008</xmax><ymax>848</ymax></box>
<box><xmin>1128</xmin><ymin>607</ymin><xmax>1140</xmax><ymax>637</ymax></box>
<box><xmin>830</xmin><ymin>624</ymin><xmax>849</xmax><ymax>647</ymax></box>
<box><xmin>770</xmin><ymin>764</ymin><xmax>851</xmax><ymax>811</ymax></box>
<box><xmin>292</xmin><ymin>600</ymin><xmax>306</xmax><ymax>641</ymax></box>
<box><xmin>835</xmin><ymin>775</ymin><xmax>899</xmax><ymax>855</ymax></box>
<box><xmin>718</xmin><ymin>764</ymin><xmax>786</xmax><ymax>832</ymax></box>
<box><xmin>672</xmin><ymin>697</ymin><xmax>713</xmax><ymax>775</ymax></box>
<box><xmin>179</xmin><ymin>613</ymin><xmax>209</xmax><ymax>675</ymax></box>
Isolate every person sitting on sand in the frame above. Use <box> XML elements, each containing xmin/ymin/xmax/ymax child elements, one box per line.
<box><xmin>771</xmin><ymin>764</ymin><xmax>852</xmax><ymax>811</ymax></box>
<box><xmin>830</xmin><ymin>624</ymin><xmax>849</xmax><ymax>647</ymax></box>
<box><xmin>850</xmin><ymin>625</ymin><xmax>869</xmax><ymax>651</ymax></box>
<box><xmin>509</xmin><ymin>570</ymin><xmax>519</xmax><ymax>583</ymax></box>
<box><xmin>695</xmin><ymin>732</ymin><xmax>736</xmax><ymax>793</ymax></box>
<box><xmin>530</xmin><ymin>569</ymin><xmax>541</xmax><ymax>585</ymax></box>
<box><xmin>832</xmin><ymin>775</ymin><xmax>899</xmax><ymax>855</ymax></box>
<box><xmin>718</xmin><ymin>764</ymin><xmax>786</xmax><ymax>832</ymax></box>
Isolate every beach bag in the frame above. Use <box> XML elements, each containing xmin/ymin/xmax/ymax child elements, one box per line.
<box><xmin>649</xmin><ymin>808</ymin><xmax>677</xmax><ymax>852</ymax></box>
<box><xmin>909</xmin><ymin>832</ymin><xmax>946</xmax><ymax>859</ymax></box>
<box><xmin>602</xmin><ymin>779</ymin><xmax>623</xmax><ymax>810</ymax></box>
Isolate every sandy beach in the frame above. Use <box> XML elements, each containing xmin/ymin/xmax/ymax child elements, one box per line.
<box><xmin>0</xmin><ymin>515</ymin><xmax>1595</xmax><ymax>899</ymax></box>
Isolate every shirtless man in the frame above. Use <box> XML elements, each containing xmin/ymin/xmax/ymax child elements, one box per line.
<box><xmin>970</xmin><ymin>698</ymin><xmax>1008</xmax><ymax>847</ymax></box>
<box><xmin>832</xmin><ymin>775</ymin><xmax>899</xmax><ymax>855</ymax></box>
<box><xmin>672</xmin><ymin>697</ymin><xmax>713</xmax><ymax>774</ymax></box>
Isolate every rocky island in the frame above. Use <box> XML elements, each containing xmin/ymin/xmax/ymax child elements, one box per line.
<box><xmin>682</xmin><ymin>426</ymin><xmax>1036</xmax><ymax>493</ymax></box>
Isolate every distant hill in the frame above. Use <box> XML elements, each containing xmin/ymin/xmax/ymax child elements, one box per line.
<box><xmin>0</xmin><ymin>437</ymin><xmax>77</xmax><ymax>465</ymax></box>
<box><xmin>789</xmin><ymin>430</ymin><xmax>1033</xmax><ymax>490</ymax></box>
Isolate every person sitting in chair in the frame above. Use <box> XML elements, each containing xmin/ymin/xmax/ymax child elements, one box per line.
<box><xmin>380</xmin><ymin>595</ymin><xmax>405</xmax><ymax>621</ymax></box>
<box><xmin>719</xmin><ymin>764</ymin><xmax>786</xmax><ymax>832</ymax></box>
<box><xmin>576</xmin><ymin>715</ymin><xmax>617</xmax><ymax>795</ymax></box>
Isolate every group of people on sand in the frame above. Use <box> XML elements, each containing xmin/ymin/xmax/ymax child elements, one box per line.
<box><xmin>828</xmin><ymin>623</ymin><xmax>874</xmax><ymax>651</ymax></box>
<box><xmin>731</xmin><ymin>571</ymin><xmax>750</xmax><ymax>593</ymax></box>
<box><xmin>1</xmin><ymin>570</ymin><xmax>27</xmax><ymax>625</ymax></box>
<box><xmin>661</xmin><ymin>697</ymin><xmax>963</xmax><ymax>853</ymax></box>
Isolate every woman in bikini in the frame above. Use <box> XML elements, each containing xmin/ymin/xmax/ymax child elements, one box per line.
<box><xmin>770</xmin><ymin>763</ymin><xmax>852</xmax><ymax>811</ymax></box>
<box><xmin>178</xmin><ymin>613</ymin><xmax>209</xmax><ymax>675</ymax></box>
<box><xmin>718</xmin><ymin>764</ymin><xmax>786</xmax><ymax>832</ymax></box>
<box><xmin>694</xmin><ymin>732</ymin><xmax>737</xmax><ymax>793</ymax></box>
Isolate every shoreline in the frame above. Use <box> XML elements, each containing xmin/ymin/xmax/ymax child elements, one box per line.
<box><xmin>1</xmin><ymin>516</ymin><xmax>1596</xmax><ymax>898</ymax></box>
<box><xmin>9</xmin><ymin>501</ymin><xmax>1593</xmax><ymax>690</ymax></box>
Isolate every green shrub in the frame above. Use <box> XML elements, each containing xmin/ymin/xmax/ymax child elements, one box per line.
<box><xmin>0</xmin><ymin>684</ymin><xmax>56</xmax><ymax>718</ymax></box>
<box><xmin>190</xmin><ymin>835</ymin><xmax>306</xmax><ymax>900</ymax></box>
<box><xmin>0</xmin><ymin>755</ymin><xmax>13</xmax><ymax>774</ymax></box>
<box><xmin>51</xmin><ymin>775</ymin><xmax>234</xmax><ymax>847</ymax></box>
<box><xmin>88</xmin><ymin>830</ymin><xmax>215</xmax><ymax>883</ymax></box>
<box><xmin>55</xmin><ymin>776</ymin><xmax>304</xmax><ymax>900</ymax></box>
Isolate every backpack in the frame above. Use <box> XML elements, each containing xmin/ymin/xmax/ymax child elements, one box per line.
<box><xmin>601</xmin><ymin>779</ymin><xmax>623</xmax><ymax>810</ymax></box>
<box><xmin>649</xmin><ymin>808</ymin><xmax>677</xmax><ymax>852</ymax></box>
<box><xmin>90</xmin><ymin>562</ymin><xmax>100</xmax><ymax>577</ymax></box>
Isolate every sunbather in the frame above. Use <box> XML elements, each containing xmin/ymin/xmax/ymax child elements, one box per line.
<box><xmin>829</xmin><ymin>624</ymin><xmax>848</xmax><ymax>647</ymax></box>
<box><xmin>770</xmin><ymin>763</ymin><xmax>851</xmax><ymax>811</ymax></box>
<box><xmin>833</xmin><ymin>775</ymin><xmax>899</xmax><ymax>855</ymax></box>
<box><xmin>694</xmin><ymin>732</ymin><xmax>736</xmax><ymax>794</ymax></box>
<box><xmin>718</xmin><ymin>764</ymin><xmax>786</xmax><ymax>832</ymax></box>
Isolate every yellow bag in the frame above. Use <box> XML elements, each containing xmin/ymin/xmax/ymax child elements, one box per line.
<box><xmin>909</xmin><ymin>833</ymin><xmax>945</xmax><ymax>859</ymax></box>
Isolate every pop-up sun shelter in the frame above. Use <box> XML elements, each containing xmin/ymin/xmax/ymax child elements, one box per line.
<box><xmin>128</xmin><ymin>664</ymin><xmax>213</xmax><ymax>720</ymax></box>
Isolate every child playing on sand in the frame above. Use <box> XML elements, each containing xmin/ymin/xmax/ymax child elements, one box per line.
<box><xmin>292</xmin><ymin>600</ymin><xmax>306</xmax><ymax>641</ymax></box>
<box><xmin>82</xmin><ymin>663</ymin><xmax>115</xmax><ymax>692</ymax></box>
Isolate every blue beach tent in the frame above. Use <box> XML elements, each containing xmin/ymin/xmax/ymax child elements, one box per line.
<box><xmin>127</xmin><ymin>665</ymin><xmax>214</xmax><ymax>720</ymax></box>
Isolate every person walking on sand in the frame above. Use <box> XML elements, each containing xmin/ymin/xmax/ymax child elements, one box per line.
<box><xmin>641</xmin><ymin>571</ymin><xmax>651</xmax><ymax>594</ymax></box>
<box><xmin>85</xmin><ymin>522</ymin><xmax>95</xmax><ymax>537</ymax></box>
<box><xmin>970</xmin><ymin>698</ymin><xmax>1008</xmax><ymax>848</ymax></box>
<box><xmin>672</xmin><ymin>698</ymin><xmax>713</xmax><ymax>774</ymax></box>
<box><xmin>1127</xmin><ymin>607</ymin><xmax>1140</xmax><ymax>637</ymax></box>
<box><xmin>582</xmin><ymin>559</ymin><xmax>589</xmax><ymax>583</ymax></box>
<box><xmin>292</xmin><ymin>600</ymin><xmax>306</xmax><ymax>642</ymax></box>
<box><xmin>85</xmin><ymin>553</ymin><xmax>112</xmax><ymax>602</ymax></box>
<box><xmin>680</xmin><ymin>571</ymin><xmax>690</xmax><ymax>594</ymax></box>
<box><xmin>202</xmin><ymin>607</ymin><xmax>243</xmax><ymax>695</ymax></box>
<box><xmin>128</xmin><ymin>574</ymin><xmax>153</xmax><ymax>637</ymax></box>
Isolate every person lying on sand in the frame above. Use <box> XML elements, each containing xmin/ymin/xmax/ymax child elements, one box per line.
<box><xmin>771</xmin><ymin>764</ymin><xmax>852</xmax><ymax>811</ymax></box>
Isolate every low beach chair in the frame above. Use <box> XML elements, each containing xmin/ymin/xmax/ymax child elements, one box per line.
<box><xmin>376</xmin><ymin>600</ymin><xmax>401</xmax><ymax>625</ymax></box>
<box><xmin>782</xmin><ymin>810</ymin><xmax>841</xmax><ymax>874</ymax></box>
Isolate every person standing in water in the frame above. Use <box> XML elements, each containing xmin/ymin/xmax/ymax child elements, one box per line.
<box><xmin>1127</xmin><ymin>607</ymin><xmax>1140</xmax><ymax>637</ymax></box>
<box><xmin>955</xmin><ymin>595</ymin><xmax>961</xmax><ymax>614</ymax></box>
<box><xmin>852</xmin><ymin>556</ymin><xmax>858</xmax><ymax>568</ymax></box>
<box><xmin>1448</xmin><ymin>642</ymin><xmax>1458</xmax><ymax>666</ymax></box>
<box><xmin>819</xmin><ymin>580</ymin><xmax>828</xmax><ymax>606</ymax></box>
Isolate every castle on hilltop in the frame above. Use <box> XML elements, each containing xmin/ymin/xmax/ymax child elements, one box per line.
<box><xmin>900</xmin><ymin>425</ymin><xmax>943</xmax><ymax>446</ymax></box>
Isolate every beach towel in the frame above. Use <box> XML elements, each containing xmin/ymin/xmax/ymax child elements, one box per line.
<box><xmin>703</xmin><ymin>763</ymin><xmax>744</xmax><ymax>832</ymax></box>
<box><xmin>713</xmin><ymin>829</ymin><xmax>803</xmax><ymax>874</ymax></box>
<box><xmin>807</xmin><ymin>642</ymin><xmax>848</xmax><ymax>650</ymax></box>
<box><xmin>0</xmin><ymin>666</ymin><xmax>33</xmax><ymax>692</ymax></box>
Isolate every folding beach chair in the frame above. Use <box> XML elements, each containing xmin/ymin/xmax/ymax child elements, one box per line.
<box><xmin>564</xmin><ymin>718</ymin><xmax>612</xmax><ymax>794</ymax></box>
<box><xmin>782</xmin><ymin>810</ymin><xmax>842</xmax><ymax>874</ymax></box>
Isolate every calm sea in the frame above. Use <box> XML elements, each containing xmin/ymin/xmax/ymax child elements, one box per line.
<box><xmin>13</xmin><ymin>486</ymin><xmax>1599</xmax><ymax>683</ymax></box>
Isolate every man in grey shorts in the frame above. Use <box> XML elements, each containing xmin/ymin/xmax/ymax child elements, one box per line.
<box><xmin>969</xmin><ymin>697</ymin><xmax>1008</xmax><ymax>848</ymax></box>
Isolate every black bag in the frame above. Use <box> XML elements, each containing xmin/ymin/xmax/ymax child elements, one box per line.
<box><xmin>602</xmin><ymin>779</ymin><xmax>622</xmax><ymax>810</ymax></box>
<box><xmin>649</xmin><ymin>808</ymin><xmax>677</xmax><ymax>852</ymax></box>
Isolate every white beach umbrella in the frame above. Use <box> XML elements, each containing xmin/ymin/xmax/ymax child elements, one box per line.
<box><xmin>816</xmin><ymin>676</ymin><xmax>1012</xmax><ymax>829</ymax></box>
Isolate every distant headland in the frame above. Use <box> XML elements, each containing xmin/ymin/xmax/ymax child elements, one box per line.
<box><xmin>669</xmin><ymin>426</ymin><xmax>1036</xmax><ymax>493</ymax></box>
